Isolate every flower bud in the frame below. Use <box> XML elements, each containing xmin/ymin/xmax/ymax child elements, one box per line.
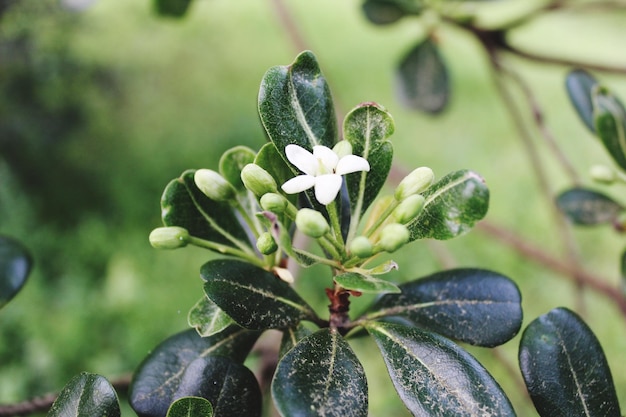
<box><xmin>332</xmin><ymin>140</ymin><xmax>353</xmax><ymax>159</ymax></box>
<box><xmin>149</xmin><ymin>226</ymin><xmax>190</xmax><ymax>249</ymax></box>
<box><xmin>260</xmin><ymin>193</ymin><xmax>287</xmax><ymax>214</ymax></box>
<box><xmin>393</xmin><ymin>194</ymin><xmax>425</xmax><ymax>224</ymax></box>
<box><xmin>194</xmin><ymin>169</ymin><xmax>236</xmax><ymax>202</ymax></box>
<box><xmin>241</xmin><ymin>164</ymin><xmax>278</xmax><ymax>197</ymax></box>
<box><xmin>378</xmin><ymin>223</ymin><xmax>410</xmax><ymax>253</ymax></box>
<box><xmin>590</xmin><ymin>164</ymin><xmax>616</xmax><ymax>184</ymax></box>
<box><xmin>256</xmin><ymin>232</ymin><xmax>278</xmax><ymax>255</ymax></box>
<box><xmin>394</xmin><ymin>167</ymin><xmax>434</xmax><ymax>201</ymax></box>
<box><xmin>295</xmin><ymin>208</ymin><xmax>330</xmax><ymax>238</ymax></box>
<box><xmin>349</xmin><ymin>236</ymin><xmax>373</xmax><ymax>258</ymax></box>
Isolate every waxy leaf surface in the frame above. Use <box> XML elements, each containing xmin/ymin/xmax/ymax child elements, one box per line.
<box><xmin>334</xmin><ymin>271</ymin><xmax>400</xmax><ymax>295</ymax></box>
<box><xmin>48</xmin><ymin>372</ymin><xmax>120</xmax><ymax>417</ymax></box>
<box><xmin>0</xmin><ymin>236</ymin><xmax>32</xmax><ymax>309</ymax></box>
<box><xmin>557</xmin><ymin>187</ymin><xmax>623</xmax><ymax>225</ymax></box>
<box><xmin>188</xmin><ymin>296</ymin><xmax>237</xmax><ymax>337</ymax></box>
<box><xmin>166</xmin><ymin>397</ymin><xmax>213</xmax><ymax>417</ymax></box>
<box><xmin>566</xmin><ymin>68</ymin><xmax>598</xmax><ymax>133</ymax></box>
<box><xmin>519</xmin><ymin>307</ymin><xmax>621</xmax><ymax>417</ymax></box>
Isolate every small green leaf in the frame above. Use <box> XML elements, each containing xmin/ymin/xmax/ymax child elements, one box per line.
<box><xmin>218</xmin><ymin>146</ymin><xmax>256</xmax><ymax>192</ymax></box>
<box><xmin>334</xmin><ymin>272</ymin><xmax>400</xmax><ymax>295</ymax></box>
<box><xmin>154</xmin><ymin>0</ymin><xmax>192</xmax><ymax>17</ymax></box>
<box><xmin>201</xmin><ymin>259</ymin><xmax>318</xmax><ymax>329</ymax></box>
<box><xmin>593</xmin><ymin>86</ymin><xmax>626</xmax><ymax>171</ymax></box>
<box><xmin>566</xmin><ymin>68</ymin><xmax>598</xmax><ymax>133</ymax></box>
<box><xmin>167</xmin><ymin>397</ymin><xmax>213</xmax><ymax>417</ymax></box>
<box><xmin>188</xmin><ymin>296</ymin><xmax>238</xmax><ymax>337</ymax></box>
<box><xmin>556</xmin><ymin>187</ymin><xmax>623</xmax><ymax>225</ymax></box>
<box><xmin>0</xmin><ymin>236</ymin><xmax>32</xmax><ymax>310</ymax></box>
<box><xmin>407</xmin><ymin>170</ymin><xmax>489</xmax><ymax>240</ymax></box>
<box><xmin>272</xmin><ymin>329</ymin><xmax>368</xmax><ymax>417</ymax></box>
<box><xmin>48</xmin><ymin>372</ymin><xmax>120</xmax><ymax>417</ymax></box>
<box><xmin>366</xmin><ymin>321</ymin><xmax>515</xmax><ymax>416</ymax></box>
<box><xmin>366</xmin><ymin>268</ymin><xmax>522</xmax><ymax>347</ymax></box>
<box><xmin>362</xmin><ymin>0</ymin><xmax>423</xmax><ymax>25</ymax></box>
<box><xmin>129</xmin><ymin>328</ymin><xmax>259</xmax><ymax>417</ymax></box>
<box><xmin>519</xmin><ymin>307</ymin><xmax>621</xmax><ymax>417</ymax></box>
<box><xmin>396</xmin><ymin>37</ymin><xmax>449</xmax><ymax>114</ymax></box>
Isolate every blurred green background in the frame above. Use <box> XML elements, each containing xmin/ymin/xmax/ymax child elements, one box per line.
<box><xmin>1</xmin><ymin>0</ymin><xmax>625</xmax><ymax>416</ymax></box>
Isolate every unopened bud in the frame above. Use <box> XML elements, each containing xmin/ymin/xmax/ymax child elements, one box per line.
<box><xmin>194</xmin><ymin>169</ymin><xmax>236</xmax><ymax>201</ymax></box>
<box><xmin>256</xmin><ymin>232</ymin><xmax>278</xmax><ymax>255</ymax></box>
<box><xmin>295</xmin><ymin>208</ymin><xmax>330</xmax><ymax>238</ymax></box>
<box><xmin>149</xmin><ymin>226</ymin><xmax>190</xmax><ymax>249</ymax></box>
<box><xmin>393</xmin><ymin>194</ymin><xmax>425</xmax><ymax>224</ymax></box>
<box><xmin>590</xmin><ymin>164</ymin><xmax>616</xmax><ymax>184</ymax></box>
<box><xmin>349</xmin><ymin>236</ymin><xmax>373</xmax><ymax>258</ymax></box>
<box><xmin>378</xmin><ymin>223</ymin><xmax>410</xmax><ymax>253</ymax></box>
<box><xmin>395</xmin><ymin>167</ymin><xmax>434</xmax><ymax>201</ymax></box>
<box><xmin>332</xmin><ymin>140</ymin><xmax>353</xmax><ymax>158</ymax></box>
<box><xmin>241</xmin><ymin>164</ymin><xmax>278</xmax><ymax>197</ymax></box>
<box><xmin>260</xmin><ymin>193</ymin><xmax>287</xmax><ymax>213</ymax></box>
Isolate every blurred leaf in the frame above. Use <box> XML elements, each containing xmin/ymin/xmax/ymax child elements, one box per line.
<box><xmin>173</xmin><ymin>357</ymin><xmax>261</xmax><ymax>417</ymax></box>
<box><xmin>366</xmin><ymin>321</ymin><xmax>515</xmax><ymax>416</ymax></box>
<box><xmin>362</xmin><ymin>0</ymin><xmax>423</xmax><ymax>25</ymax></box>
<box><xmin>167</xmin><ymin>397</ymin><xmax>213</xmax><ymax>417</ymax></box>
<box><xmin>188</xmin><ymin>296</ymin><xmax>238</xmax><ymax>338</ymax></box>
<box><xmin>0</xmin><ymin>235</ymin><xmax>32</xmax><ymax>310</ymax></box>
<box><xmin>201</xmin><ymin>259</ymin><xmax>318</xmax><ymax>329</ymax></box>
<box><xmin>519</xmin><ymin>307</ymin><xmax>621</xmax><ymax>417</ymax></box>
<box><xmin>565</xmin><ymin>68</ymin><xmax>598</xmax><ymax>133</ymax></box>
<box><xmin>48</xmin><ymin>372</ymin><xmax>120</xmax><ymax>417</ymax></box>
<box><xmin>593</xmin><ymin>86</ymin><xmax>626</xmax><ymax>171</ymax></box>
<box><xmin>154</xmin><ymin>0</ymin><xmax>192</xmax><ymax>17</ymax></box>
<box><xmin>556</xmin><ymin>187</ymin><xmax>623</xmax><ymax>225</ymax></box>
<box><xmin>407</xmin><ymin>170</ymin><xmax>489</xmax><ymax>240</ymax></box>
<box><xmin>272</xmin><ymin>329</ymin><xmax>368</xmax><ymax>417</ymax></box>
<box><xmin>279</xmin><ymin>324</ymin><xmax>313</xmax><ymax>359</ymax></box>
<box><xmin>621</xmin><ymin>249</ymin><xmax>626</xmax><ymax>297</ymax></box>
<box><xmin>129</xmin><ymin>328</ymin><xmax>259</xmax><ymax>417</ymax></box>
<box><xmin>334</xmin><ymin>271</ymin><xmax>400</xmax><ymax>295</ymax></box>
<box><xmin>366</xmin><ymin>268</ymin><xmax>522</xmax><ymax>347</ymax></box>
<box><xmin>396</xmin><ymin>37</ymin><xmax>449</xmax><ymax>114</ymax></box>
<box><xmin>219</xmin><ymin>146</ymin><xmax>256</xmax><ymax>192</ymax></box>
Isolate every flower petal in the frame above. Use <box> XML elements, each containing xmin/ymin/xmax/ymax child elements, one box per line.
<box><xmin>313</xmin><ymin>145</ymin><xmax>339</xmax><ymax>174</ymax></box>
<box><xmin>335</xmin><ymin>155</ymin><xmax>370</xmax><ymax>175</ymax></box>
<box><xmin>314</xmin><ymin>174</ymin><xmax>342</xmax><ymax>205</ymax></box>
<box><xmin>286</xmin><ymin>144</ymin><xmax>317</xmax><ymax>176</ymax></box>
<box><xmin>281</xmin><ymin>175</ymin><xmax>316</xmax><ymax>194</ymax></box>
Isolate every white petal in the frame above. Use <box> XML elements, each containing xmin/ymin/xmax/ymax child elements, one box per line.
<box><xmin>313</xmin><ymin>145</ymin><xmax>339</xmax><ymax>173</ymax></box>
<box><xmin>314</xmin><ymin>174</ymin><xmax>342</xmax><ymax>205</ymax></box>
<box><xmin>335</xmin><ymin>155</ymin><xmax>370</xmax><ymax>175</ymax></box>
<box><xmin>281</xmin><ymin>175</ymin><xmax>316</xmax><ymax>194</ymax></box>
<box><xmin>286</xmin><ymin>144</ymin><xmax>317</xmax><ymax>176</ymax></box>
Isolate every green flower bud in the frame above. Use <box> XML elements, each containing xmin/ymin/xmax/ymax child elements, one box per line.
<box><xmin>394</xmin><ymin>167</ymin><xmax>434</xmax><ymax>201</ymax></box>
<box><xmin>349</xmin><ymin>236</ymin><xmax>373</xmax><ymax>258</ymax></box>
<box><xmin>332</xmin><ymin>140</ymin><xmax>353</xmax><ymax>158</ymax></box>
<box><xmin>149</xmin><ymin>226</ymin><xmax>190</xmax><ymax>249</ymax></box>
<box><xmin>194</xmin><ymin>169</ymin><xmax>236</xmax><ymax>202</ymax></box>
<box><xmin>295</xmin><ymin>208</ymin><xmax>330</xmax><ymax>238</ymax></box>
<box><xmin>260</xmin><ymin>192</ymin><xmax>287</xmax><ymax>213</ymax></box>
<box><xmin>240</xmin><ymin>164</ymin><xmax>278</xmax><ymax>197</ymax></box>
<box><xmin>590</xmin><ymin>164</ymin><xmax>616</xmax><ymax>184</ymax></box>
<box><xmin>378</xmin><ymin>223</ymin><xmax>410</xmax><ymax>253</ymax></box>
<box><xmin>256</xmin><ymin>232</ymin><xmax>278</xmax><ymax>255</ymax></box>
<box><xmin>393</xmin><ymin>194</ymin><xmax>425</xmax><ymax>224</ymax></box>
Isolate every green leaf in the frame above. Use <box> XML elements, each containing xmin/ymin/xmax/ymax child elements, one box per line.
<box><xmin>188</xmin><ymin>296</ymin><xmax>238</xmax><ymax>337</ymax></box>
<box><xmin>366</xmin><ymin>268</ymin><xmax>522</xmax><ymax>347</ymax></box>
<box><xmin>565</xmin><ymin>69</ymin><xmax>598</xmax><ymax>133</ymax></box>
<box><xmin>218</xmin><ymin>146</ymin><xmax>256</xmax><ymax>192</ymax></box>
<box><xmin>129</xmin><ymin>328</ymin><xmax>259</xmax><ymax>417</ymax></box>
<box><xmin>272</xmin><ymin>329</ymin><xmax>368</xmax><ymax>417</ymax></box>
<box><xmin>556</xmin><ymin>187</ymin><xmax>623</xmax><ymax>225</ymax></box>
<box><xmin>167</xmin><ymin>397</ymin><xmax>213</xmax><ymax>417</ymax></box>
<box><xmin>593</xmin><ymin>86</ymin><xmax>626</xmax><ymax>171</ymax></box>
<box><xmin>258</xmin><ymin>51</ymin><xmax>337</xmax><ymax>162</ymax></box>
<box><xmin>366</xmin><ymin>321</ymin><xmax>515</xmax><ymax>416</ymax></box>
<box><xmin>201</xmin><ymin>259</ymin><xmax>318</xmax><ymax>329</ymax></box>
<box><xmin>278</xmin><ymin>324</ymin><xmax>313</xmax><ymax>359</ymax></box>
<box><xmin>362</xmin><ymin>0</ymin><xmax>423</xmax><ymax>25</ymax></box>
<box><xmin>254</xmin><ymin>143</ymin><xmax>297</xmax><ymax>206</ymax></box>
<box><xmin>396</xmin><ymin>37</ymin><xmax>449</xmax><ymax>114</ymax></box>
<box><xmin>407</xmin><ymin>170</ymin><xmax>489</xmax><ymax>240</ymax></box>
<box><xmin>519</xmin><ymin>307</ymin><xmax>621</xmax><ymax>417</ymax></box>
<box><xmin>48</xmin><ymin>372</ymin><xmax>120</xmax><ymax>417</ymax></box>
<box><xmin>0</xmin><ymin>235</ymin><xmax>32</xmax><ymax>310</ymax></box>
<box><xmin>154</xmin><ymin>0</ymin><xmax>192</xmax><ymax>17</ymax></box>
<box><xmin>334</xmin><ymin>272</ymin><xmax>400</xmax><ymax>295</ymax></box>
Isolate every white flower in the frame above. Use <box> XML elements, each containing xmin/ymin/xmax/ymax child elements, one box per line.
<box><xmin>281</xmin><ymin>144</ymin><xmax>370</xmax><ymax>205</ymax></box>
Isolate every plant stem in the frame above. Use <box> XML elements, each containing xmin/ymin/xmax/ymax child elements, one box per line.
<box><xmin>187</xmin><ymin>236</ymin><xmax>265</xmax><ymax>268</ymax></box>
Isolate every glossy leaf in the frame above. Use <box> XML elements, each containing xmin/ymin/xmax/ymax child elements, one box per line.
<box><xmin>166</xmin><ymin>397</ymin><xmax>213</xmax><ymax>417</ymax></box>
<box><xmin>218</xmin><ymin>146</ymin><xmax>256</xmax><ymax>192</ymax></box>
<box><xmin>188</xmin><ymin>296</ymin><xmax>237</xmax><ymax>337</ymax></box>
<box><xmin>0</xmin><ymin>236</ymin><xmax>32</xmax><ymax>309</ymax></box>
<box><xmin>519</xmin><ymin>307</ymin><xmax>621</xmax><ymax>417</ymax></box>
<box><xmin>334</xmin><ymin>271</ymin><xmax>400</xmax><ymax>295</ymax></box>
<box><xmin>154</xmin><ymin>0</ymin><xmax>192</xmax><ymax>17</ymax></box>
<box><xmin>258</xmin><ymin>51</ymin><xmax>336</xmax><ymax>165</ymax></box>
<box><xmin>407</xmin><ymin>170</ymin><xmax>489</xmax><ymax>240</ymax></box>
<box><xmin>366</xmin><ymin>321</ymin><xmax>515</xmax><ymax>416</ymax></box>
<box><xmin>272</xmin><ymin>329</ymin><xmax>368</xmax><ymax>417</ymax></box>
<box><xmin>366</xmin><ymin>268</ymin><xmax>522</xmax><ymax>347</ymax></box>
<box><xmin>556</xmin><ymin>187</ymin><xmax>623</xmax><ymax>225</ymax></box>
<box><xmin>396</xmin><ymin>37</ymin><xmax>449</xmax><ymax>114</ymax></box>
<box><xmin>48</xmin><ymin>372</ymin><xmax>120</xmax><ymax>417</ymax></box>
<box><xmin>362</xmin><ymin>0</ymin><xmax>423</xmax><ymax>25</ymax></box>
<box><xmin>593</xmin><ymin>86</ymin><xmax>626</xmax><ymax>171</ymax></box>
<box><xmin>201</xmin><ymin>259</ymin><xmax>318</xmax><ymax>329</ymax></box>
<box><xmin>278</xmin><ymin>324</ymin><xmax>313</xmax><ymax>359</ymax></box>
<box><xmin>565</xmin><ymin>68</ymin><xmax>598</xmax><ymax>133</ymax></box>
<box><xmin>129</xmin><ymin>327</ymin><xmax>259</xmax><ymax>417</ymax></box>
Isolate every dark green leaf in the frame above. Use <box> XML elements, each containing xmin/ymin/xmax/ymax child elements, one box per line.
<box><xmin>188</xmin><ymin>296</ymin><xmax>237</xmax><ymax>337</ymax></box>
<box><xmin>593</xmin><ymin>86</ymin><xmax>626</xmax><ymax>171</ymax></box>
<box><xmin>0</xmin><ymin>236</ymin><xmax>32</xmax><ymax>310</ymax></box>
<box><xmin>272</xmin><ymin>329</ymin><xmax>368</xmax><ymax>417</ymax></box>
<box><xmin>519</xmin><ymin>307</ymin><xmax>621</xmax><ymax>417</ymax></box>
<box><xmin>218</xmin><ymin>146</ymin><xmax>256</xmax><ymax>192</ymax></box>
<box><xmin>201</xmin><ymin>259</ymin><xmax>318</xmax><ymax>330</ymax></box>
<box><xmin>258</xmin><ymin>51</ymin><xmax>337</xmax><ymax>163</ymax></box>
<box><xmin>556</xmin><ymin>187</ymin><xmax>623</xmax><ymax>225</ymax></box>
<box><xmin>407</xmin><ymin>170</ymin><xmax>489</xmax><ymax>240</ymax></box>
<box><xmin>366</xmin><ymin>268</ymin><xmax>522</xmax><ymax>347</ymax></box>
<box><xmin>334</xmin><ymin>272</ymin><xmax>400</xmax><ymax>295</ymax></box>
<box><xmin>154</xmin><ymin>0</ymin><xmax>192</xmax><ymax>17</ymax></box>
<box><xmin>167</xmin><ymin>397</ymin><xmax>213</xmax><ymax>417</ymax></box>
<box><xmin>129</xmin><ymin>328</ymin><xmax>259</xmax><ymax>417</ymax></box>
<box><xmin>565</xmin><ymin>69</ymin><xmax>598</xmax><ymax>133</ymax></box>
<box><xmin>278</xmin><ymin>324</ymin><xmax>313</xmax><ymax>359</ymax></box>
<box><xmin>362</xmin><ymin>0</ymin><xmax>423</xmax><ymax>25</ymax></box>
<box><xmin>366</xmin><ymin>321</ymin><xmax>515</xmax><ymax>416</ymax></box>
<box><xmin>396</xmin><ymin>37</ymin><xmax>449</xmax><ymax>114</ymax></box>
<box><xmin>48</xmin><ymin>372</ymin><xmax>120</xmax><ymax>417</ymax></box>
